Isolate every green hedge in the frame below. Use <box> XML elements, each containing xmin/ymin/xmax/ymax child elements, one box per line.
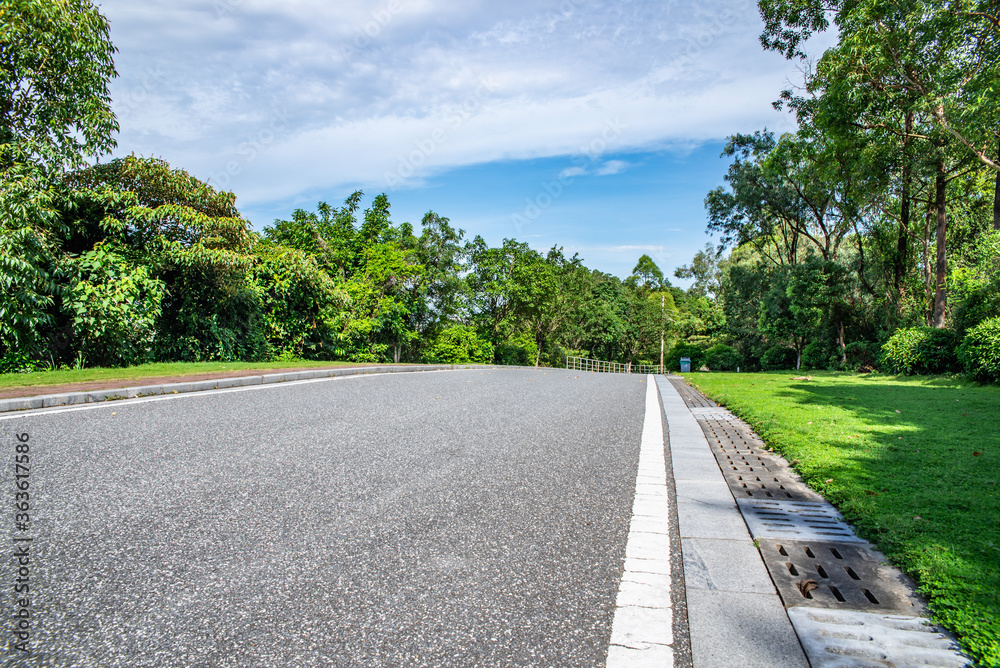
<box><xmin>704</xmin><ymin>343</ymin><xmax>740</xmax><ymax>371</ymax></box>
<box><xmin>958</xmin><ymin>317</ymin><xmax>1000</xmax><ymax>383</ymax></box>
<box><xmin>666</xmin><ymin>342</ymin><xmax>707</xmax><ymax>371</ymax></box>
<box><xmin>422</xmin><ymin>325</ymin><xmax>494</xmax><ymax>364</ymax></box>
<box><xmin>761</xmin><ymin>345</ymin><xmax>797</xmax><ymax>370</ymax></box>
<box><xmin>880</xmin><ymin>327</ymin><xmax>959</xmax><ymax>375</ymax></box>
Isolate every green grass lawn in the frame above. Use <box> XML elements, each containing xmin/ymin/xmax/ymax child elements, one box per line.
<box><xmin>0</xmin><ymin>360</ymin><xmax>361</xmax><ymax>392</ymax></box>
<box><xmin>681</xmin><ymin>371</ymin><xmax>1000</xmax><ymax>666</ymax></box>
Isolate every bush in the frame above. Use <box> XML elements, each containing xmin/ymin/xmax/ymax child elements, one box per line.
<box><xmin>494</xmin><ymin>331</ymin><xmax>536</xmax><ymax>366</ymax></box>
<box><xmin>801</xmin><ymin>341</ymin><xmax>838</xmax><ymax>370</ymax></box>
<box><xmin>845</xmin><ymin>341</ymin><xmax>880</xmax><ymax>372</ymax></box>
<box><xmin>958</xmin><ymin>317</ymin><xmax>1000</xmax><ymax>383</ymax></box>
<box><xmin>666</xmin><ymin>342</ymin><xmax>707</xmax><ymax>372</ymax></box>
<box><xmin>760</xmin><ymin>345</ymin><xmax>798</xmax><ymax>370</ymax></box>
<box><xmin>881</xmin><ymin>327</ymin><xmax>959</xmax><ymax>375</ymax></box>
<box><xmin>422</xmin><ymin>325</ymin><xmax>494</xmax><ymax>364</ymax></box>
<box><xmin>704</xmin><ymin>344</ymin><xmax>740</xmax><ymax>371</ymax></box>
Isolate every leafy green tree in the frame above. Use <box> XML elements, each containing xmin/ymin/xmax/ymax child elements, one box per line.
<box><xmin>0</xmin><ymin>0</ymin><xmax>118</xmax><ymax>173</ymax></box>
<box><xmin>0</xmin><ymin>0</ymin><xmax>119</xmax><ymax>367</ymax></box>
<box><xmin>422</xmin><ymin>324</ymin><xmax>493</xmax><ymax>364</ymax></box>
<box><xmin>514</xmin><ymin>247</ymin><xmax>595</xmax><ymax>367</ymax></box>
<box><xmin>465</xmin><ymin>236</ymin><xmax>541</xmax><ymax>351</ymax></box>
<box><xmin>674</xmin><ymin>244</ymin><xmax>721</xmax><ymax>298</ymax></box>
<box><xmin>69</xmin><ymin>156</ymin><xmax>266</xmax><ymax>362</ymax></box>
<box><xmin>631</xmin><ymin>254</ymin><xmax>667</xmax><ymax>290</ymax></box>
<box><xmin>760</xmin><ymin>0</ymin><xmax>1000</xmax><ymax>328</ymax></box>
<box><xmin>759</xmin><ymin>253</ymin><xmax>849</xmax><ymax>369</ymax></box>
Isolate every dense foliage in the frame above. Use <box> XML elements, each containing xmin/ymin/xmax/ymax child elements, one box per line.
<box><xmin>695</xmin><ymin>0</ymin><xmax>1000</xmax><ymax>384</ymax></box>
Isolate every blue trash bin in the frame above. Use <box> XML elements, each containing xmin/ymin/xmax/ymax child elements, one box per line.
<box><xmin>680</xmin><ymin>357</ymin><xmax>691</xmax><ymax>373</ymax></box>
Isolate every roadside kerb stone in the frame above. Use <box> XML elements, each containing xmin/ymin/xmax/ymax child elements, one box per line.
<box><xmin>127</xmin><ymin>385</ymin><xmax>164</xmax><ymax>398</ymax></box>
<box><xmin>0</xmin><ymin>397</ymin><xmax>42</xmax><ymax>411</ymax></box>
<box><xmin>84</xmin><ymin>389</ymin><xmax>131</xmax><ymax>403</ymax></box>
<box><xmin>40</xmin><ymin>393</ymin><xmax>83</xmax><ymax>408</ymax></box>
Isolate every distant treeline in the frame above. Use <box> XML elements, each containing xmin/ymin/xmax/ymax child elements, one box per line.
<box><xmin>2</xmin><ymin>156</ymin><xmax>714</xmax><ymax>371</ymax></box>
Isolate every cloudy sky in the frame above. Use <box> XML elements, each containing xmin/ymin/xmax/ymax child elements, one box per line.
<box><xmin>96</xmin><ymin>0</ymin><xmax>827</xmax><ymax>282</ymax></box>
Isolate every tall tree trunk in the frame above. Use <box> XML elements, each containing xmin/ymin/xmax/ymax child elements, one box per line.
<box><xmin>994</xmin><ymin>135</ymin><xmax>1000</xmax><ymax>230</ymax></box>
<box><xmin>894</xmin><ymin>111</ymin><xmax>913</xmax><ymax>303</ymax></box>
<box><xmin>932</xmin><ymin>159</ymin><xmax>948</xmax><ymax>328</ymax></box>
<box><xmin>837</xmin><ymin>320</ymin><xmax>846</xmax><ymax>365</ymax></box>
<box><xmin>923</xmin><ymin>204</ymin><xmax>934</xmax><ymax>326</ymax></box>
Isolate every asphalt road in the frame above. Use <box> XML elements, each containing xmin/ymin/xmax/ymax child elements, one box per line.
<box><xmin>2</xmin><ymin>368</ymin><xmax>649</xmax><ymax>667</ymax></box>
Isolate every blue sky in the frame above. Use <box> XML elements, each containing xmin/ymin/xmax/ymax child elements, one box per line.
<box><xmin>96</xmin><ymin>0</ymin><xmax>829</xmax><ymax>283</ymax></box>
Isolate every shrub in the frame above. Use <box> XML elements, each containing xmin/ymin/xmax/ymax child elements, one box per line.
<box><xmin>801</xmin><ymin>341</ymin><xmax>838</xmax><ymax>370</ymax></box>
<box><xmin>666</xmin><ymin>342</ymin><xmax>707</xmax><ymax>372</ymax></box>
<box><xmin>958</xmin><ymin>317</ymin><xmax>1000</xmax><ymax>383</ymax></box>
<box><xmin>494</xmin><ymin>331</ymin><xmax>537</xmax><ymax>366</ymax></box>
<box><xmin>704</xmin><ymin>344</ymin><xmax>740</xmax><ymax>371</ymax></box>
<box><xmin>881</xmin><ymin>327</ymin><xmax>959</xmax><ymax>375</ymax></box>
<box><xmin>760</xmin><ymin>345</ymin><xmax>798</xmax><ymax>370</ymax></box>
<box><xmin>422</xmin><ymin>325</ymin><xmax>494</xmax><ymax>364</ymax></box>
<box><xmin>845</xmin><ymin>341</ymin><xmax>880</xmax><ymax>372</ymax></box>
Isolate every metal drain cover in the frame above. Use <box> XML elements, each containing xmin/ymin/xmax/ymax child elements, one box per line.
<box><xmin>758</xmin><ymin>539</ymin><xmax>925</xmax><ymax>614</ymax></box>
<box><xmin>726</xmin><ymin>472</ymin><xmax>821</xmax><ymax>502</ymax></box>
<box><xmin>690</xmin><ymin>407</ymin><xmax>740</xmax><ymax>421</ymax></box>
<box><xmin>736</xmin><ymin>499</ymin><xmax>864</xmax><ymax>542</ymax></box>
<box><xmin>787</xmin><ymin>607</ymin><xmax>970</xmax><ymax>667</ymax></box>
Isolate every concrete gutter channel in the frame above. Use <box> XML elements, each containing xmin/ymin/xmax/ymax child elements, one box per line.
<box><xmin>658</xmin><ymin>375</ymin><xmax>972</xmax><ymax>668</ymax></box>
<box><xmin>0</xmin><ymin>364</ymin><xmax>510</xmax><ymax>414</ymax></box>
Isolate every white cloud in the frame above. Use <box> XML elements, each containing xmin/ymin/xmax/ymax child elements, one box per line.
<box><xmin>96</xmin><ymin>0</ymin><xmax>829</xmax><ymax>206</ymax></box>
<box><xmin>558</xmin><ymin>166</ymin><xmax>587</xmax><ymax>179</ymax></box>
<box><xmin>594</xmin><ymin>160</ymin><xmax>628</xmax><ymax>176</ymax></box>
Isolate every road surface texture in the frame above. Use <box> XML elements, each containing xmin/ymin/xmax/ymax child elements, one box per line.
<box><xmin>2</xmin><ymin>368</ymin><xmax>653</xmax><ymax>667</ymax></box>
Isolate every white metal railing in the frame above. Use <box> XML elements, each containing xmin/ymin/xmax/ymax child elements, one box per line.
<box><xmin>565</xmin><ymin>356</ymin><xmax>664</xmax><ymax>375</ymax></box>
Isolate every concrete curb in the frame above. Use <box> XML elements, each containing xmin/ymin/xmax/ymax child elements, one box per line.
<box><xmin>0</xmin><ymin>364</ymin><xmax>512</xmax><ymax>414</ymax></box>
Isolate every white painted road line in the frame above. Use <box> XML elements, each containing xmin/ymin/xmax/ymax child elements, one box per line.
<box><xmin>607</xmin><ymin>375</ymin><xmax>674</xmax><ymax>667</ymax></box>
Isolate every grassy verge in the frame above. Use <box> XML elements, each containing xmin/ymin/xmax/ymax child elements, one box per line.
<box><xmin>681</xmin><ymin>371</ymin><xmax>999</xmax><ymax>666</ymax></box>
<box><xmin>0</xmin><ymin>360</ymin><xmax>360</xmax><ymax>392</ymax></box>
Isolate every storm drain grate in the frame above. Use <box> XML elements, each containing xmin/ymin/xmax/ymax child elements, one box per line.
<box><xmin>727</xmin><ymin>472</ymin><xmax>820</xmax><ymax>501</ymax></box>
<box><xmin>736</xmin><ymin>499</ymin><xmax>864</xmax><ymax>542</ymax></box>
<box><xmin>669</xmin><ymin>379</ymin><xmax>717</xmax><ymax>408</ymax></box>
<box><xmin>690</xmin><ymin>407</ymin><xmax>739</xmax><ymax>420</ymax></box>
<box><xmin>787</xmin><ymin>607</ymin><xmax>970</xmax><ymax>667</ymax></box>
<box><xmin>758</xmin><ymin>539</ymin><xmax>925</xmax><ymax>614</ymax></box>
<box><xmin>693</xmin><ymin>402</ymin><xmax>821</xmax><ymax>501</ymax></box>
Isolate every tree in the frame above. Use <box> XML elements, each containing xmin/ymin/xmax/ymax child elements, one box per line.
<box><xmin>465</xmin><ymin>236</ymin><xmax>541</xmax><ymax>347</ymax></box>
<box><xmin>759</xmin><ymin>0</ymin><xmax>1000</xmax><ymax>327</ymax></box>
<box><xmin>0</xmin><ymin>0</ymin><xmax>118</xmax><ymax>173</ymax></box>
<box><xmin>707</xmin><ymin>130</ymin><xmax>857</xmax><ymax>266</ymax></box>
<box><xmin>0</xmin><ymin>0</ymin><xmax>120</xmax><ymax>367</ymax></box>
<box><xmin>631</xmin><ymin>254</ymin><xmax>667</xmax><ymax>290</ymax></box>
<box><xmin>759</xmin><ymin>252</ymin><xmax>849</xmax><ymax>369</ymax></box>
<box><xmin>69</xmin><ymin>156</ymin><xmax>266</xmax><ymax>362</ymax></box>
<box><xmin>675</xmin><ymin>243</ymin><xmax>721</xmax><ymax>298</ymax></box>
